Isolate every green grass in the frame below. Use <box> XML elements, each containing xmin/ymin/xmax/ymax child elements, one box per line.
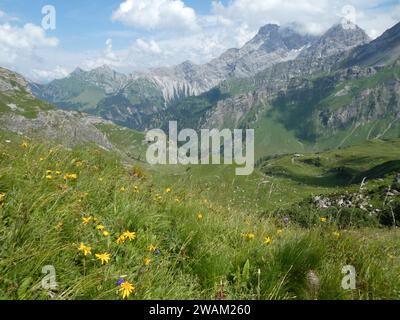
<box><xmin>0</xmin><ymin>91</ymin><xmax>54</xmax><ymax>119</ymax></box>
<box><xmin>0</xmin><ymin>134</ymin><xmax>399</xmax><ymax>300</ymax></box>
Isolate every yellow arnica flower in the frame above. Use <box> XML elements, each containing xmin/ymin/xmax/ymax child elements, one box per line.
<box><xmin>197</xmin><ymin>213</ymin><xmax>203</xmax><ymax>220</ymax></box>
<box><xmin>332</xmin><ymin>232</ymin><xmax>340</xmax><ymax>238</ymax></box>
<box><xmin>64</xmin><ymin>173</ymin><xmax>78</xmax><ymax>180</ymax></box>
<box><xmin>165</xmin><ymin>188</ymin><xmax>171</xmax><ymax>193</ymax></box>
<box><xmin>144</xmin><ymin>258</ymin><xmax>152</xmax><ymax>266</ymax></box>
<box><xmin>96</xmin><ymin>225</ymin><xmax>105</xmax><ymax>231</ymax></box>
<box><xmin>123</xmin><ymin>231</ymin><xmax>136</xmax><ymax>241</ymax></box>
<box><xmin>247</xmin><ymin>233</ymin><xmax>255</xmax><ymax>239</ymax></box>
<box><xmin>120</xmin><ymin>187</ymin><xmax>126</xmax><ymax>192</ymax></box>
<box><xmin>103</xmin><ymin>231</ymin><xmax>110</xmax><ymax>237</ymax></box>
<box><xmin>264</xmin><ymin>236</ymin><xmax>272</xmax><ymax>245</ymax></box>
<box><xmin>95</xmin><ymin>253</ymin><xmax>111</xmax><ymax>265</ymax></box>
<box><xmin>148</xmin><ymin>244</ymin><xmax>157</xmax><ymax>252</ymax></box>
<box><xmin>78</xmin><ymin>243</ymin><xmax>92</xmax><ymax>256</ymax></box>
<box><xmin>320</xmin><ymin>217</ymin><xmax>327</xmax><ymax>223</ymax></box>
<box><xmin>119</xmin><ymin>281</ymin><xmax>135</xmax><ymax>299</ymax></box>
<box><xmin>46</xmin><ymin>170</ymin><xmax>52</xmax><ymax>174</ymax></box>
<box><xmin>21</xmin><ymin>142</ymin><xmax>28</xmax><ymax>148</ymax></box>
<box><xmin>276</xmin><ymin>229</ymin><xmax>283</xmax><ymax>235</ymax></box>
<box><xmin>46</xmin><ymin>175</ymin><xmax>53</xmax><ymax>180</ymax></box>
<box><xmin>0</xmin><ymin>192</ymin><xmax>6</xmax><ymax>205</ymax></box>
<box><xmin>82</xmin><ymin>217</ymin><xmax>92</xmax><ymax>225</ymax></box>
<box><xmin>55</xmin><ymin>171</ymin><xmax>62</xmax><ymax>175</ymax></box>
<box><xmin>241</xmin><ymin>233</ymin><xmax>255</xmax><ymax>240</ymax></box>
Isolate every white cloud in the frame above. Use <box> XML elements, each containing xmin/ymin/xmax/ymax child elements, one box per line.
<box><xmin>82</xmin><ymin>38</ymin><xmax>122</xmax><ymax>70</ymax></box>
<box><xmin>136</xmin><ymin>38</ymin><xmax>162</xmax><ymax>54</ymax></box>
<box><xmin>31</xmin><ymin>66</ymin><xmax>70</xmax><ymax>82</ymax></box>
<box><xmin>211</xmin><ymin>0</ymin><xmax>400</xmax><ymax>37</ymax></box>
<box><xmin>112</xmin><ymin>0</ymin><xmax>198</xmax><ymax>30</ymax></box>
<box><xmin>0</xmin><ymin>23</ymin><xmax>58</xmax><ymax>65</ymax></box>
<box><xmin>0</xmin><ymin>9</ymin><xmax>19</xmax><ymax>22</ymax></box>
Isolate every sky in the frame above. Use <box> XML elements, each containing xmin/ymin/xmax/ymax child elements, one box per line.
<box><xmin>0</xmin><ymin>0</ymin><xmax>399</xmax><ymax>83</ymax></box>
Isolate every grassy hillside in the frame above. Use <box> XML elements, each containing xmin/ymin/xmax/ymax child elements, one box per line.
<box><xmin>1</xmin><ymin>135</ymin><xmax>399</xmax><ymax>300</ymax></box>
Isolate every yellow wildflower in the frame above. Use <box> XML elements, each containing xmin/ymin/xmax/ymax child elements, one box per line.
<box><xmin>82</xmin><ymin>217</ymin><xmax>92</xmax><ymax>225</ymax></box>
<box><xmin>133</xmin><ymin>186</ymin><xmax>139</xmax><ymax>193</ymax></box>
<box><xmin>276</xmin><ymin>229</ymin><xmax>284</xmax><ymax>235</ymax></box>
<box><xmin>165</xmin><ymin>187</ymin><xmax>171</xmax><ymax>193</ymax></box>
<box><xmin>197</xmin><ymin>213</ymin><xmax>203</xmax><ymax>220</ymax></box>
<box><xmin>55</xmin><ymin>221</ymin><xmax>63</xmax><ymax>230</ymax></box>
<box><xmin>144</xmin><ymin>258</ymin><xmax>152</xmax><ymax>266</ymax></box>
<box><xmin>98</xmin><ymin>177</ymin><xmax>104</xmax><ymax>182</ymax></box>
<box><xmin>55</xmin><ymin>171</ymin><xmax>62</xmax><ymax>175</ymax></box>
<box><xmin>21</xmin><ymin>142</ymin><xmax>28</xmax><ymax>148</ymax></box>
<box><xmin>116</xmin><ymin>235</ymin><xmax>126</xmax><ymax>244</ymax></box>
<box><xmin>103</xmin><ymin>231</ymin><xmax>110</xmax><ymax>237</ymax></box>
<box><xmin>95</xmin><ymin>253</ymin><xmax>111</xmax><ymax>265</ymax></box>
<box><xmin>120</xmin><ymin>187</ymin><xmax>126</xmax><ymax>192</ymax></box>
<box><xmin>64</xmin><ymin>173</ymin><xmax>78</xmax><ymax>180</ymax></box>
<box><xmin>241</xmin><ymin>233</ymin><xmax>255</xmax><ymax>240</ymax></box>
<box><xmin>264</xmin><ymin>236</ymin><xmax>272</xmax><ymax>245</ymax></box>
<box><xmin>96</xmin><ymin>225</ymin><xmax>105</xmax><ymax>231</ymax></box>
<box><xmin>332</xmin><ymin>232</ymin><xmax>340</xmax><ymax>238</ymax></box>
<box><xmin>46</xmin><ymin>170</ymin><xmax>52</xmax><ymax>175</ymax></box>
<box><xmin>247</xmin><ymin>233</ymin><xmax>255</xmax><ymax>240</ymax></box>
<box><xmin>175</xmin><ymin>198</ymin><xmax>181</xmax><ymax>203</ymax></box>
<box><xmin>119</xmin><ymin>281</ymin><xmax>135</xmax><ymax>299</ymax></box>
<box><xmin>123</xmin><ymin>231</ymin><xmax>136</xmax><ymax>241</ymax></box>
<box><xmin>78</xmin><ymin>243</ymin><xmax>91</xmax><ymax>256</ymax></box>
<box><xmin>148</xmin><ymin>244</ymin><xmax>157</xmax><ymax>252</ymax></box>
<box><xmin>320</xmin><ymin>217</ymin><xmax>327</xmax><ymax>223</ymax></box>
<box><xmin>46</xmin><ymin>175</ymin><xmax>53</xmax><ymax>180</ymax></box>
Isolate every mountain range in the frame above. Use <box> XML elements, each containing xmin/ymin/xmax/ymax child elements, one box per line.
<box><xmin>3</xmin><ymin>20</ymin><xmax>400</xmax><ymax>161</ymax></box>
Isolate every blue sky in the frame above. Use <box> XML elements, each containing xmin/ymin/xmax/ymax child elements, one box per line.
<box><xmin>0</xmin><ymin>0</ymin><xmax>399</xmax><ymax>82</ymax></box>
<box><xmin>0</xmin><ymin>0</ymin><xmax>230</xmax><ymax>51</ymax></box>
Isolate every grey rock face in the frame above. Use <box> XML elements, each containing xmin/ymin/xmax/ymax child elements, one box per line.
<box><xmin>0</xmin><ymin>68</ymin><xmax>118</xmax><ymax>150</ymax></box>
<box><xmin>33</xmin><ymin>23</ymin><xmax>317</xmax><ymax>106</ymax></box>
<box><xmin>0</xmin><ymin>110</ymin><xmax>114</xmax><ymax>149</ymax></box>
<box><xmin>0</xmin><ymin>67</ymin><xmax>32</xmax><ymax>93</ymax></box>
<box><xmin>136</xmin><ymin>24</ymin><xmax>317</xmax><ymax>102</ymax></box>
<box><xmin>299</xmin><ymin>23</ymin><xmax>370</xmax><ymax>60</ymax></box>
<box><xmin>345</xmin><ymin>21</ymin><xmax>400</xmax><ymax>67</ymax></box>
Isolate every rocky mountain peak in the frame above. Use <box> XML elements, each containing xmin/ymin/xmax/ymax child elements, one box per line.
<box><xmin>70</xmin><ymin>67</ymin><xmax>85</xmax><ymax>77</ymax></box>
<box><xmin>300</xmin><ymin>23</ymin><xmax>370</xmax><ymax>59</ymax></box>
<box><xmin>322</xmin><ymin>23</ymin><xmax>370</xmax><ymax>45</ymax></box>
<box><xmin>246</xmin><ymin>24</ymin><xmax>315</xmax><ymax>53</ymax></box>
<box><xmin>0</xmin><ymin>67</ymin><xmax>31</xmax><ymax>94</ymax></box>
